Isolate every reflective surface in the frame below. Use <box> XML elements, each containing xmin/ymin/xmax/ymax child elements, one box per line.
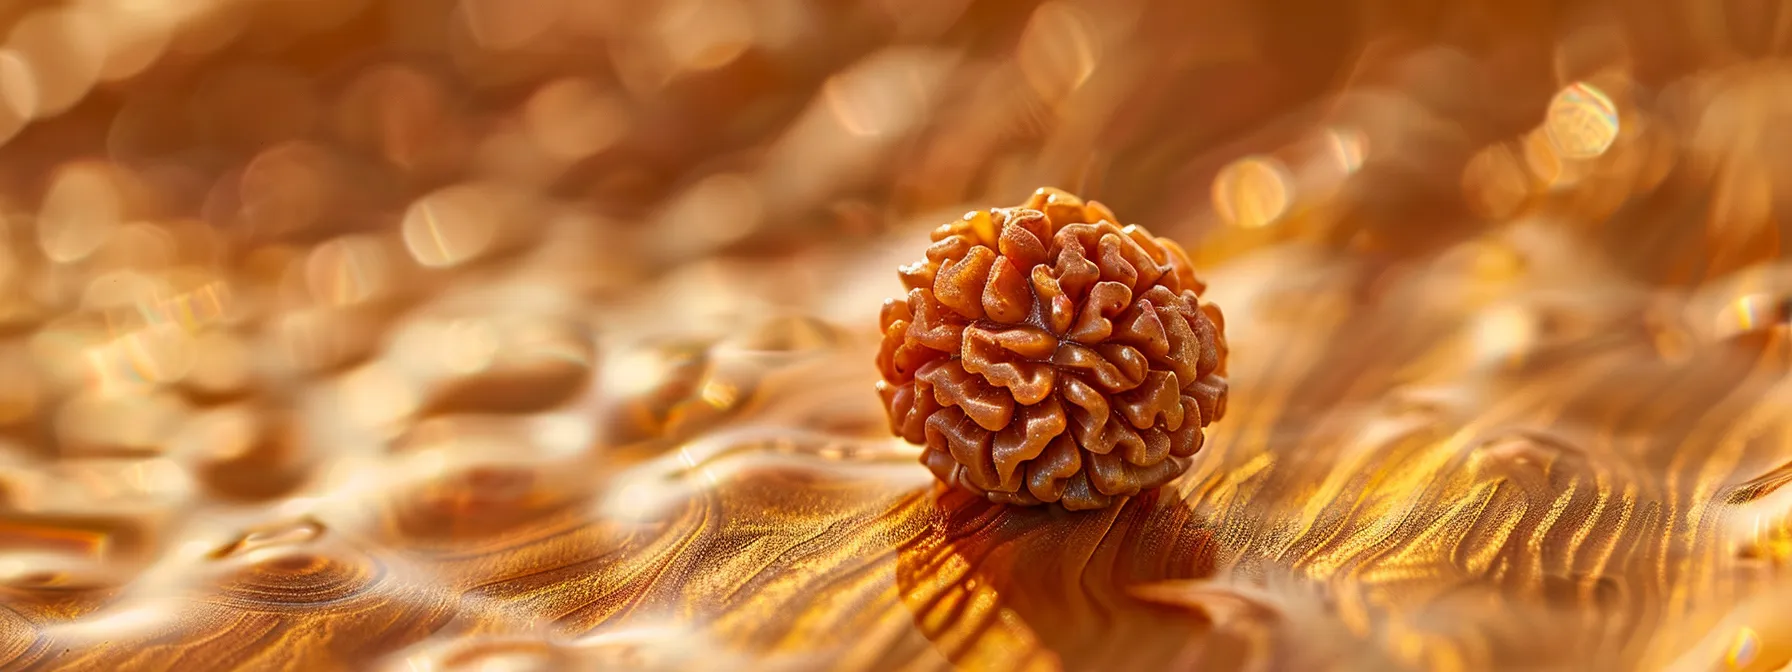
<box><xmin>2</xmin><ymin>1</ymin><xmax>1792</xmax><ymax>670</ymax></box>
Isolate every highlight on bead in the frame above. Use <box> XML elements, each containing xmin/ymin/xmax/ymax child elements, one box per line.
<box><xmin>875</xmin><ymin>187</ymin><xmax>1229</xmax><ymax>510</ymax></box>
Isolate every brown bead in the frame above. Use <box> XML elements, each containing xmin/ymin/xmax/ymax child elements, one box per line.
<box><xmin>876</xmin><ymin>187</ymin><xmax>1229</xmax><ymax>510</ymax></box>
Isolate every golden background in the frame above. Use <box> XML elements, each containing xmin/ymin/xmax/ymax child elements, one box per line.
<box><xmin>0</xmin><ymin>0</ymin><xmax>1789</xmax><ymax>670</ymax></box>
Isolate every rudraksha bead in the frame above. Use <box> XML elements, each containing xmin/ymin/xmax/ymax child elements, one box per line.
<box><xmin>876</xmin><ymin>187</ymin><xmax>1229</xmax><ymax>510</ymax></box>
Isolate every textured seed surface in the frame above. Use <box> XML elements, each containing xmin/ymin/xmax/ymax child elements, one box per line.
<box><xmin>877</xmin><ymin>188</ymin><xmax>1229</xmax><ymax>510</ymax></box>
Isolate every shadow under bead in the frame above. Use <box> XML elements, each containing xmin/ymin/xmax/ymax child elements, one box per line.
<box><xmin>876</xmin><ymin>187</ymin><xmax>1230</xmax><ymax>511</ymax></box>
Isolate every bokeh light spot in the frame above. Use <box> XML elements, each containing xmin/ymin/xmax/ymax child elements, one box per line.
<box><xmin>1212</xmin><ymin>155</ymin><xmax>1293</xmax><ymax>229</ymax></box>
<box><xmin>1545</xmin><ymin>82</ymin><xmax>1619</xmax><ymax>160</ymax></box>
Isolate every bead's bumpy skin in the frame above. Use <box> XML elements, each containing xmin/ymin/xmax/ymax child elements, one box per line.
<box><xmin>876</xmin><ymin>187</ymin><xmax>1229</xmax><ymax>510</ymax></box>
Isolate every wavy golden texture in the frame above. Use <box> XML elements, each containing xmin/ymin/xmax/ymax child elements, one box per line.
<box><xmin>9</xmin><ymin>242</ymin><xmax>1792</xmax><ymax>672</ymax></box>
<box><xmin>877</xmin><ymin>188</ymin><xmax>1230</xmax><ymax>510</ymax></box>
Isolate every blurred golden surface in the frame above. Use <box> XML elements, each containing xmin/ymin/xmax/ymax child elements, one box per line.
<box><xmin>2</xmin><ymin>0</ymin><xmax>1792</xmax><ymax>670</ymax></box>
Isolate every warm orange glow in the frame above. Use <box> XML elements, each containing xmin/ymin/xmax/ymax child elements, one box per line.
<box><xmin>0</xmin><ymin>1</ymin><xmax>1790</xmax><ymax>671</ymax></box>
